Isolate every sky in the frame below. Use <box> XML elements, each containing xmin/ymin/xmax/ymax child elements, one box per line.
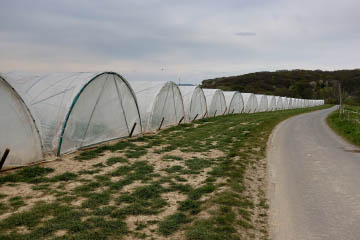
<box><xmin>1</xmin><ymin>0</ymin><xmax>359</xmax><ymax>84</ymax></box>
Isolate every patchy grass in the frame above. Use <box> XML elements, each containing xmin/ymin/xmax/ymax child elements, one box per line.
<box><xmin>106</xmin><ymin>157</ymin><xmax>128</xmax><ymax>166</ymax></box>
<box><xmin>0</xmin><ymin>105</ymin><xmax>331</xmax><ymax>240</ymax></box>
<box><xmin>327</xmin><ymin>105</ymin><xmax>360</xmax><ymax>147</ymax></box>
<box><xmin>158</xmin><ymin>212</ymin><xmax>190</xmax><ymax>236</ymax></box>
<box><xmin>9</xmin><ymin>196</ymin><xmax>25</xmax><ymax>210</ymax></box>
<box><xmin>0</xmin><ymin>166</ymin><xmax>54</xmax><ymax>185</ymax></box>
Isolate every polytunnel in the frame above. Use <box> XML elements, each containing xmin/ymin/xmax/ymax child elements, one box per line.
<box><xmin>288</xmin><ymin>98</ymin><xmax>293</xmax><ymax>109</ymax></box>
<box><xmin>130</xmin><ymin>81</ymin><xmax>185</xmax><ymax>132</ymax></box>
<box><xmin>202</xmin><ymin>89</ymin><xmax>227</xmax><ymax>117</ymax></box>
<box><xmin>223</xmin><ymin>91</ymin><xmax>244</xmax><ymax>114</ymax></box>
<box><xmin>179</xmin><ymin>86</ymin><xmax>207</xmax><ymax>122</ymax></box>
<box><xmin>281</xmin><ymin>97</ymin><xmax>289</xmax><ymax>110</ymax></box>
<box><xmin>297</xmin><ymin>99</ymin><xmax>303</xmax><ymax>108</ymax></box>
<box><xmin>299</xmin><ymin>99</ymin><xmax>304</xmax><ymax>108</ymax></box>
<box><xmin>0</xmin><ymin>76</ymin><xmax>43</xmax><ymax>168</ymax></box>
<box><xmin>267</xmin><ymin>95</ymin><xmax>277</xmax><ymax>111</ymax></box>
<box><xmin>292</xmin><ymin>98</ymin><xmax>298</xmax><ymax>109</ymax></box>
<box><xmin>304</xmin><ymin>99</ymin><xmax>309</xmax><ymax>108</ymax></box>
<box><xmin>292</xmin><ymin>99</ymin><xmax>297</xmax><ymax>108</ymax></box>
<box><xmin>255</xmin><ymin>94</ymin><xmax>268</xmax><ymax>112</ymax></box>
<box><xmin>3</xmin><ymin>72</ymin><xmax>142</xmax><ymax>155</ymax></box>
<box><xmin>275</xmin><ymin>96</ymin><xmax>284</xmax><ymax>110</ymax></box>
<box><xmin>241</xmin><ymin>93</ymin><xmax>258</xmax><ymax>113</ymax></box>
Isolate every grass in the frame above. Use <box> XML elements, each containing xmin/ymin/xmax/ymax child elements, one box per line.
<box><xmin>9</xmin><ymin>196</ymin><xmax>25</xmax><ymax>210</ymax></box>
<box><xmin>0</xmin><ymin>166</ymin><xmax>54</xmax><ymax>185</ymax></box>
<box><xmin>106</xmin><ymin>157</ymin><xmax>128</xmax><ymax>166</ymax></box>
<box><xmin>327</xmin><ymin>105</ymin><xmax>360</xmax><ymax>147</ymax></box>
<box><xmin>158</xmin><ymin>212</ymin><xmax>190</xmax><ymax>236</ymax></box>
<box><xmin>0</xmin><ymin>104</ymin><xmax>331</xmax><ymax>240</ymax></box>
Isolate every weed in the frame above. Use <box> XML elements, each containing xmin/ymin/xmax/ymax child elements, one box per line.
<box><xmin>175</xmin><ymin>175</ymin><xmax>188</xmax><ymax>182</ymax></box>
<box><xmin>164</xmin><ymin>165</ymin><xmax>183</xmax><ymax>173</ymax></box>
<box><xmin>51</xmin><ymin>172</ymin><xmax>77</xmax><ymax>182</ymax></box>
<box><xmin>158</xmin><ymin>212</ymin><xmax>189</xmax><ymax>236</ymax></box>
<box><xmin>185</xmin><ymin>158</ymin><xmax>212</xmax><ymax>171</ymax></box>
<box><xmin>0</xmin><ymin>166</ymin><xmax>54</xmax><ymax>185</ymax></box>
<box><xmin>106</xmin><ymin>157</ymin><xmax>128</xmax><ymax>166</ymax></box>
<box><xmin>189</xmin><ymin>184</ymin><xmax>216</xmax><ymax>200</ymax></box>
<box><xmin>81</xmin><ymin>191</ymin><xmax>110</xmax><ymax>209</ymax></box>
<box><xmin>178</xmin><ymin>199</ymin><xmax>201</xmax><ymax>214</ymax></box>
<box><xmin>77</xmin><ymin>169</ymin><xmax>100</xmax><ymax>175</ymax></box>
<box><xmin>9</xmin><ymin>196</ymin><xmax>25</xmax><ymax>210</ymax></box>
<box><xmin>92</xmin><ymin>162</ymin><xmax>106</xmax><ymax>168</ymax></box>
<box><xmin>162</xmin><ymin>155</ymin><xmax>183</xmax><ymax>161</ymax></box>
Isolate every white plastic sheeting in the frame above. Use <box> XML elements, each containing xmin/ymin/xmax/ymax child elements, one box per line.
<box><xmin>287</xmin><ymin>98</ymin><xmax>292</xmax><ymax>109</ymax></box>
<box><xmin>295</xmin><ymin>98</ymin><xmax>300</xmax><ymax>108</ymax></box>
<box><xmin>203</xmin><ymin>89</ymin><xmax>227</xmax><ymax>117</ymax></box>
<box><xmin>0</xmin><ymin>76</ymin><xmax>43</xmax><ymax>167</ymax></box>
<box><xmin>303</xmin><ymin>99</ymin><xmax>308</xmax><ymax>108</ymax></box>
<box><xmin>298</xmin><ymin>99</ymin><xmax>303</xmax><ymax>108</ymax></box>
<box><xmin>275</xmin><ymin>96</ymin><xmax>283</xmax><ymax>110</ymax></box>
<box><xmin>267</xmin><ymin>96</ymin><xmax>277</xmax><ymax>111</ymax></box>
<box><xmin>255</xmin><ymin>94</ymin><xmax>268</xmax><ymax>112</ymax></box>
<box><xmin>223</xmin><ymin>91</ymin><xmax>244</xmax><ymax>114</ymax></box>
<box><xmin>316</xmin><ymin>100</ymin><xmax>324</xmax><ymax>106</ymax></box>
<box><xmin>3</xmin><ymin>72</ymin><xmax>141</xmax><ymax>155</ymax></box>
<box><xmin>131</xmin><ymin>81</ymin><xmax>185</xmax><ymax>132</ymax></box>
<box><xmin>292</xmin><ymin>98</ymin><xmax>298</xmax><ymax>108</ymax></box>
<box><xmin>281</xmin><ymin>97</ymin><xmax>289</xmax><ymax>110</ymax></box>
<box><xmin>292</xmin><ymin>99</ymin><xmax>298</xmax><ymax>108</ymax></box>
<box><xmin>179</xmin><ymin>86</ymin><xmax>207</xmax><ymax>122</ymax></box>
<box><xmin>241</xmin><ymin>93</ymin><xmax>258</xmax><ymax>113</ymax></box>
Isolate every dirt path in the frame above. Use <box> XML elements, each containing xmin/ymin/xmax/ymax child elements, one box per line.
<box><xmin>268</xmin><ymin>106</ymin><xmax>360</xmax><ymax>240</ymax></box>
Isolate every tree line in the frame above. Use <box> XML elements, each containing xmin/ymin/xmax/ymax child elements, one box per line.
<box><xmin>201</xmin><ymin>69</ymin><xmax>360</xmax><ymax>105</ymax></box>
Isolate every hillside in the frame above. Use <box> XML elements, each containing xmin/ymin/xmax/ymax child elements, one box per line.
<box><xmin>201</xmin><ymin>69</ymin><xmax>360</xmax><ymax>104</ymax></box>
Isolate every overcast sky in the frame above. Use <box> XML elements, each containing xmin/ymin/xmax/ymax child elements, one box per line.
<box><xmin>1</xmin><ymin>0</ymin><xmax>359</xmax><ymax>84</ymax></box>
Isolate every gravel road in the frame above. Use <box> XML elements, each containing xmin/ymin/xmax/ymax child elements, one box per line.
<box><xmin>268</xmin><ymin>106</ymin><xmax>360</xmax><ymax>240</ymax></box>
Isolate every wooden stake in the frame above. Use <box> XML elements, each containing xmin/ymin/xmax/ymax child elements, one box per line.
<box><xmin>0</xmin><ymin>149</ymin><xmax>10</xmax><ymax>171</ymax></box>
<box><xmin>129</xmin><ymin>122</ymin><xmax>137</xmax><ymax>137</ymax></box>
<box><xmin>178</xmin><ymin>116</ymin><xmax>184</xmax><ymax>125</ymax></box>
<box><xmin>192</xmin><ymin>113</ymin><xmax>199</xmax><ymax>122</ymax></box>
<box><xmin>158</xmin><ymin>117</ymin><xmax>165</xmax><ymax>131</ymax></box>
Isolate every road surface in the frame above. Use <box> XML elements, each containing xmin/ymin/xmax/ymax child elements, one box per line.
<box><xmin>268</xmin><ymin>106</ymin><xmax>360</xmax><ymax>240</ymax></box>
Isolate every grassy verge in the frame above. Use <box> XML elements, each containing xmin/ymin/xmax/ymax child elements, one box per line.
<box><xmin>327</xmin><ymin>105</ymin><xmax>360</xmax><ymax>147</ymax></box>
<box><xmin>0</xmin><ymin>104</ymin><xmax>331</xmax><ymax>240</ymax></box>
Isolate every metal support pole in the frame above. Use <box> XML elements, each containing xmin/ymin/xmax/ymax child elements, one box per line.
<box><xmin>192</xmin><ymin>113</ymin><xmax>199</xmax><ymax>122</ymax></box>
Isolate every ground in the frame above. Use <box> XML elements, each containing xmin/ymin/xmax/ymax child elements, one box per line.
<box><xmin>0</xmin><ymin>105</ymin><xmax>329</xmax><ymax>240</ymax></box>
<box><xmin>327</xmin><ymin>105</ymin><xmax>360</xmax><ymax>147</ymax></box>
